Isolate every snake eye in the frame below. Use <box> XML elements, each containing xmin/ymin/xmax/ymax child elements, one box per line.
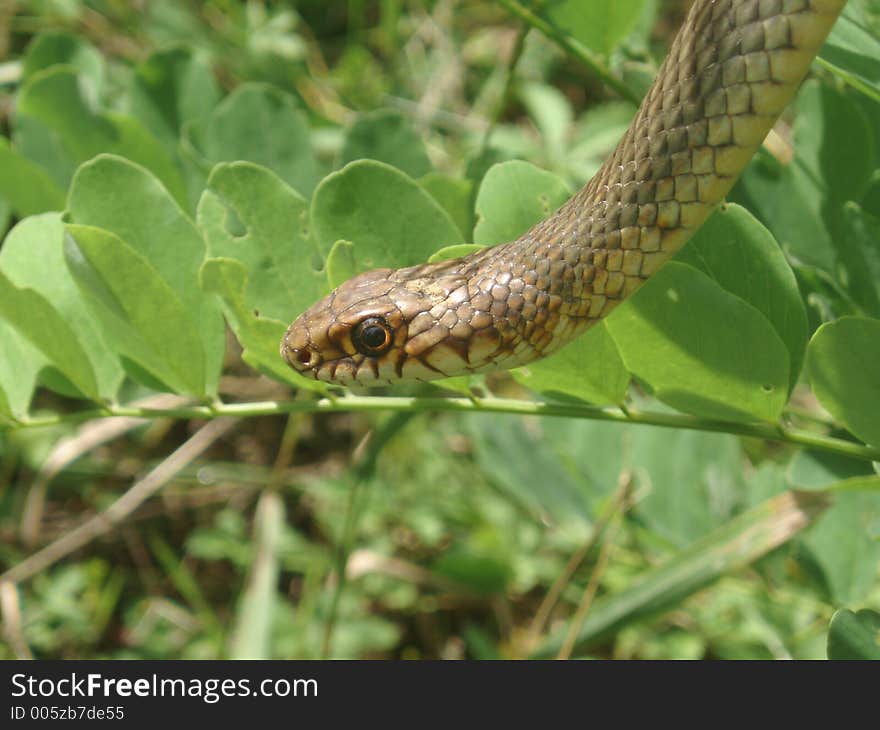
<box><xmin>352</xmin><ymin>317</ymin><xmax>394</xmax><ymax>357</ymax></box>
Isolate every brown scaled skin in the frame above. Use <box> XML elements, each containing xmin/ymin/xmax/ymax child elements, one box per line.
<box><xmin>282</xmin><ymin>0</ymin><xmax>847</xmax><ymax>387</ymax></box>
<box><xmin>281</xmin><ymin>242</ymin><xmax>557</xmax><ymax>386</ymax></box>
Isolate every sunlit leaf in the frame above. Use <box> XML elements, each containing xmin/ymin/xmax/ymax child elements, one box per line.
<box><xmin>808</xmin><ymin>316</ymin><xmax>880</xmax><ymax>447</ymax></box>
<box><xmin>607</xmin><ymin>262</ymin><xmax>790</xmax><ymax>422</ymax></box>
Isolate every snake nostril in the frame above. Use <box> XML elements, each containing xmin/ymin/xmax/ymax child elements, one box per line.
<box><xmin>295</xmin><ymin>349</ymin><xmax>313</xmax><ymax>366</ymax></box>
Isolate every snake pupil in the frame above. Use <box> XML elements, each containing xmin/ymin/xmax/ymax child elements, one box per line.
<box><xmin>363</xmin><ymin>326</ymin><xmax>385</xmax><ymax>347</ymax></box>
<box><xmin>353</xmin><ymin>317</ymin><xmax>393</xmax><ymax>357</ymax></box>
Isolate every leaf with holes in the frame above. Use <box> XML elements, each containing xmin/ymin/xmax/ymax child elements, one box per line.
<box><xmin>198</xmin><ymin>161</ymin><xmax>325</xmax><ymax>322</ymax></box>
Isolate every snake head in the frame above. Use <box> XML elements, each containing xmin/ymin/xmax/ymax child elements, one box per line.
<box><xmin>281</xmin><ymin>257</ymin><xmax>512</xmax><ymax>386</ymax></box>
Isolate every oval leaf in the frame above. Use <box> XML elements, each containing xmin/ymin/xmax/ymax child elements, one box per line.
<box><xmin>198</xmin><ymin>161</ymin><xmax>325</xmax><ymax>322</ymax></box>
<box><xmin>677</xmin><ymin>204</ymin><xmax>808</xmax><ymax>390</ymax></box>
<box><xmin>311</xmin><ymin>160</ymin><xmax>461</xmax><ymax>271</ymax></box>
<box><xmin>607</xmin><ymin>262</ymin><xmax>790</xmax><ymax>422</ymax></box>
<box><xmin>473</xmin><ymin>160</ymin><xmax>570</xmax><ymax>245</ymax></box>
<box><xmin>0</xmin><ymin>270</ymin><xmax>98</xmax><ymax>401</ymax></box>
<box><xmin>0</xmin><ymin>213</ymin><xmax>123</xmax><ymax>400</ymax></box>
<box><xmin>198</xmin><ymin>84</ymin><xmax>317</xmax><ymax>197</ymax></box>
<box><xmin>0</xmin><ymin>137</ymin><xmax>66</xmax><ymax>217</ymax></box>
<box><xmin>15</xmin><ymin>67</ymin><xmax>187</xmax><ymax>205</ymax></box>
<box><xmin>67</xmin><ymin>154</ymin><xmax>224</xmax><ymax>396</ymax></box>
<box><xmin>65</xmin><ymin>224</ymin><xmax>206</xmax><ymax>397</ymax></box>
<box><xmin>199</xmin><ymin>257</ymin><xmax>326</xmax><ymax>393</ymax></box>
<box><xmin>807</xmin><ymin>316</ymin><xmax>880</xmax><ymax>447</ymax></box>
<box><xmin>340</xmin><ymin>109</ymin><xmax>432</xmax><ymax>179</ymax></box>
<box><xmin>827</xmin><ymin>609</ymin><xmax>880</xmax><ymax>660</ymax></box>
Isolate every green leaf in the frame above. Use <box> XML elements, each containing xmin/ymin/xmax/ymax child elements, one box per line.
<box><xmin>465</xmin><ymin>413</ymin><xmax>597</xmax><ymax>524</ymax></box>
<box><xmin>0</xmin><ymin>137</ymin><xmax>66</xmax><ymax>216</ymax></box>
<box><xmin>733</xmin><ymin>82</ymin><xmax>874</xmax><ymax>276</ymax></box>
<box><xmin>419</xmin><ymin>173</ymin><xmax>473</xmax><ymax>240</ymax></box>
<box><xmin>65</xmin><ymin>224</ymin><xmax>206</xmax><ymax>397</ymax></box>
<box><xmin>733</xmin><ymin>151</ymin><xmax>835</xmax><ymax>274</ymax></box>
<box><xmin>518</xmin><ymin>82</ymin><xmax>573</xmax><ymax>165</ymax></box>
<box><xmin>788</xmin><ymin>448</ymin><xmax>876</xmax><ymax>491</ymax></box>
<box><xmin>0</xmin><ymin>319</ymin><xmax>47</xmax><ymax>418</ymax></box>
<box><xmin>325</xmin><ymin>240</ymin><xmax>357</xmax><ymax>290</ymax></box>
<box><xmin>796</xmin><ymin>82</ymin><xmax>875</xmax><ymax>210</ymax></box>
<box><xmin>537</xmin><ymin>417</ymin><xmax>628</xmax><ymax>512</ymax></box>
<box><xmin>197</xmin><ymin>162</ymin><xmax>325</xmax><ymax>322</ymax></box>
<box><xmin>427</xmin><ymin>243</ymin><xmax>484</xmax><ymax>264</ymax></box>
<box><xmin>0</xmin><ymin>382</ymin><xmax>10</xmax><ymax>419</ymax></box>
<box><xmin>677</xmin><ymin>204</ymin><xmax>808</xmax><ymax>390</ymax></box>
<box><xmin>311</xmin><ymin>160</ymin><xmax>462</xmax><ymax>272</ymax></box>
<box><xmin>197</xmin><ymin>83</ymin><xmax>317</xmax><ymax>197</ymax></box>
<box><xmin>340</xmin><ymin>109</ymin><xmax>432</xmax><ymax>179</ymax></box>
<box><xmin>825</xmin><ymin>475</ymin><xmax>880</xmax><ymax>493</ymax></box>
<box><xmin>569</xmin><ymin>101</ymin><xmax>637</xmax><ymax>181</ymax></box>
<box><xmin>22</xmin><ymin>30</ymin><xmax>104</xmax><ymax>96</ymax></box>
<box><xmin>820</xmin><ymin>0</ymin><xmax>880</xmax><ymax>102</ymax></box>
<box><xmin>827</xmin><ymin>609</ymin><xmax>880</xmax><ymax>660</ymax></box>
<box><xmin>14</xmin><ymin>67</ymin><xmax>187</xmax><ymax>206</ymax></box>
<box><xmin>532</xmin><ymin>491</ymin><xmax>828</xmax><ymax>658</ymax></box>
<box><xmin>630</xmin><ymin>428</ymin><xmax>747</xmax><ymax>545</ymax></box>
<box><xmin>431</xmin><ymin>550</ymin><xmax>511</xmax><ymax>595</ymax></box>
<box><xmin>838</xmin><ymin>202</ymin><xmax>880</xmax><ymax>318</ymax></box>
<box><xmin>540</xmin><ymin>0</ymin><xmax>647</xmax><ymax>56</ymax></box>
<box><xmin>607</xmin><ymin>262</ymin><xmax>790</xmax><ymax>422</ymax></box>
<box><xmin>802</xmin><ymin>491</ymin><xmax>880</xmax><ymax>604</ymax></box>
<box><xmin>807</xmin><ymin>316</ymin><xmax>880</xmax><ymax>447</ymax></box>
<box><xmin>199</xmin><ymin>257</ymin><xmax>325</xmax><ymax>393</ymax></box>
<box><xmin>0</xmin><ymin>213</ymin><xmax>123</xmax><ymax>401</ymax></box>
<box><xmin>473</xmin><ymin>160</ymin><xmax>570</xmax><ymax>245</ymax></box>
<box><xmin>128</xmin><ymin>46</ymin><xmax>222</xmax><ymax>151</ymax></box>
<box><xmin>0</xmin><ymin>270</ymin><xmax>99</xmax><ymax>401</ymax></box>
<box><xmin>864</xmin><ymin>171</ymin><xmax>880</xmax><ymax>220</ymax></box>
<box><xmin>512</xmin><ymin>322</ymin><xmax>629</xmax><ymax>405</ymax></box>
<box><xmin>67</xmin><ymin>154</ymin><xmax>224</xmax><ymax>396</ymax></box>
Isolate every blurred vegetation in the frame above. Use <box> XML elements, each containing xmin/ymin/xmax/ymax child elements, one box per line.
<box><xmin>0</xmin><ymin>0</ymin><xmax>879</xmax><ymax>660</ymax></box>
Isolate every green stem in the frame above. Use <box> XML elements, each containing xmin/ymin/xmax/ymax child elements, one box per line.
<box><xmin>480</xmin><ymin>20</ymin><xmax>529</xmax><ymax>155</ymax></box>
<box><xmin>495</xmin><ymin>0</ymin><xmax>641</xmax><ymax>104</ymax></box>
<box><xmin>12</xmin><ymin>396</ymin><xmax>880</xmax><ymax>463</ymax></box>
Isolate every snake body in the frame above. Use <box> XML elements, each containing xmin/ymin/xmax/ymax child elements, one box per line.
<box><xmin>282</xmin><ymin>0</ymin><xmax>846</xmax><ymax>385</ymax></box>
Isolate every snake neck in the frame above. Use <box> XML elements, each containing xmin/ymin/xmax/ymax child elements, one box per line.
<box><xmin>466</xmin><ymin>0</ymin><xmax>848</xmax><ymax>369</ymax></box>
<box><xmin>282</xmin><ymin>0</ymin><xmax>847</xmax><ymax>385</ymax></box>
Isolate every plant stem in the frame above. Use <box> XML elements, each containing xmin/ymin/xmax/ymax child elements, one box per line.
<box><xmin>12</xmin><ymin>395</ymin><xmax>880</xmax><ymax>463</ymax></box>
<box><xmin>495</xmin><ymin>0</ymin><xmax>641</xmax><ymax>104</ymax></box>
<box><xmin>480</xmin><ymin>19</ymin><xmax>529</xmax><ymax>155</ymax></box>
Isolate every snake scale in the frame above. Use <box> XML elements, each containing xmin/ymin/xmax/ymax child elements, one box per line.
<box><xmin>282</xmin><ymin>0</ymin><xmax>846</xmax><ymax>386</ymax></box>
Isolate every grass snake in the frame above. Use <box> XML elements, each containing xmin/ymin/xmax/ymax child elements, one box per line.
<box><xmin>282</xmin><ymin>0</ymin><xmax>847</xmax><ymax>386</ymax></box>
